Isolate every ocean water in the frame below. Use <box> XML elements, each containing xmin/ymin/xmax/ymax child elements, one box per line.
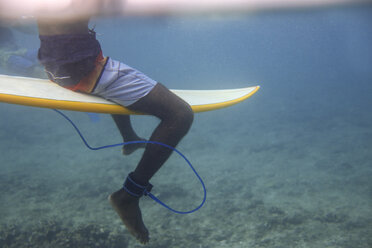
<box><xmin>1</xmin><ymin>4</ymin><xmax>372</xmax><ymax>248</ymax></box>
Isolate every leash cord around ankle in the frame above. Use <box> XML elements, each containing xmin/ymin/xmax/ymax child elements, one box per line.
<box><xmin>53</xmin><ymin>109</ymin><xmax>206</xmax><ymax>214</ymax></box>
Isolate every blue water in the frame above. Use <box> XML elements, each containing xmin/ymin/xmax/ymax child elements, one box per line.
<box><xmin>1</xmin><ymin>4</ymin><xmax>372</xmax><ymax>248</ymax></box>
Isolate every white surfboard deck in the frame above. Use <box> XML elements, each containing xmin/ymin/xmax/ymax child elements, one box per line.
<box><xmin>0</xmin><ymin>74</ymin><xmax>259</xmax><ymax>115</ymax></box>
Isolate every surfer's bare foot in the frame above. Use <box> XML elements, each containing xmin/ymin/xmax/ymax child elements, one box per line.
<box><xmin>109</xmin><ymin>189</ymin><xmax>149</xmax><ymax>244</ymax></box>
<box><xmin>122</xmin><ymin>138</ymin><xmax>147</xmax><ymax>155</ymax></box>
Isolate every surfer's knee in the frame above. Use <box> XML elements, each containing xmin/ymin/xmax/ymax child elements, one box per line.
<box><xmin>170</xmin><ymin>103</ymin><xmax>194</xmax><ymax>136</ymax></box>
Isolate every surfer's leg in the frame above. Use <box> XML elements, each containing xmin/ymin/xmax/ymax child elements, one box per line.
<box><xmin>109</xmin><ymin>83</ymin><xmax>193</xmax><ymax>244</ymax></box>
<box><xmin>127</xmin><ymin>82</ymin><xmax>194</xmax><ymax>184</ymax></box>
<box><xmin>96</xmin><ymin>58</ymin><xmax>193</xmax><ymax>244</ymax></box>
<box><xmin>111</xmin><ymin>114</ymin><xmax>147</xmax><ymax>155</ymax></box>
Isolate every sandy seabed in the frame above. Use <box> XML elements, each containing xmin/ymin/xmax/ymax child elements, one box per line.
<box><xmin>1</xmin><ymin>5</ymin><xmax>372</xmax><ymax>247</ymax></box>
<box><xmin>0</xmin><ymin>84</ymin><xmax>371</xmax><ymax>248</ymax></box>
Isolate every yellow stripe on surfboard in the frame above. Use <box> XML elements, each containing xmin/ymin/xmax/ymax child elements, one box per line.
<box><xmin>0</xmin><ymin>74</ymin><xmax>259</xmax><ymax>115</ymax></box>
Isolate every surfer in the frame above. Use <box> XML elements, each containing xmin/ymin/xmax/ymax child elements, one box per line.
<box><xmin>37</xmin><ymin>17</ymin><xmax>193</xmax><ymax>244</ymax></box>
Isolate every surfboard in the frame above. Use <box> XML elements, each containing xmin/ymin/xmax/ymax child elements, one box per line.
<box><xmin>0</xmin><ymin>74</ymin><xmax>259</xmax><ymax>115</ymax></box>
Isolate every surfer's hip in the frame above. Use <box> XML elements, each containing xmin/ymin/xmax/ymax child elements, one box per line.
<box><xmin>91</xmin><ymin>58</ymin><xmax>158</xmax><ymax>107</ymax></box>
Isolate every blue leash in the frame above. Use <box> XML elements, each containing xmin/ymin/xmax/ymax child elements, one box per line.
<box><xmin>53</xmin><ymin>109</ymin><xmax>206</xmax><ymax>214</ymax></box>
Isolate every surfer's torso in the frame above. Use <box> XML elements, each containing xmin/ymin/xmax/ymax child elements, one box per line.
<box><xmin>37</xmin><ymin>18</ymin><xmax>104</xmax><ymax>90</ymax></box>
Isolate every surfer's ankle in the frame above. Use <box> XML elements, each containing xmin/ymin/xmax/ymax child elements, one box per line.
<box><xmin>109</xmin><ymin>188</ymin><xmax>136</xmax><ymax>204</ymax></box>
<box><xmin>122</xmin><ymin>138</ymin><xmax>147</xmax><ymax>155</ymax></box>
